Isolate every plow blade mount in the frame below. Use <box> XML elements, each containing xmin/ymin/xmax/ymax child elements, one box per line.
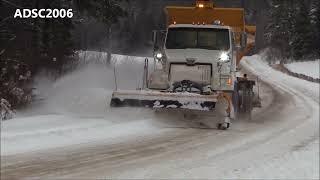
<box><xmin>110</xmin><ymin>90</ymin><xmax>218</xmax><ymax>111</ymax></box>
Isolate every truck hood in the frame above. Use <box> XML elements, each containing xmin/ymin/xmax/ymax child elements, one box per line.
<box><xmin>165</xmin><ymin>49</ymin><xmax>224</xmax><ymax>63</ymax></box>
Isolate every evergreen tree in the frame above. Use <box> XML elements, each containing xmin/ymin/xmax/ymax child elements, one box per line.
<box><xmin>310</xmin><ymin>0</ymin><xmax>320</xmax><ymax>57</ymax></box>
<box><xmin>1</xmin><ymin>0</ymin><xmax>75</xmax><ymax>108</ymax></box>
<box><xmin>265</xmin><ymin>0</ymin><xmax>294</xmax><ymax>63</ymax></box>
<box><xmin>1</xmin><ymin>0</ymin><xmax>75</xmax><ymax>72</ymax></box>
<box><xmin>39</xmin><ymin>0</ymin><xmax>75</xmax><ymax>72</ymax></box>
<box><xmin>291</xmin><ymin>1</ymin><xmax>314</xmax><ymax>60</ymax></box>
<box><xmin>75</xmin><ymin>0</ymin><xmax>127</xmax><ymax>65</ymax></box>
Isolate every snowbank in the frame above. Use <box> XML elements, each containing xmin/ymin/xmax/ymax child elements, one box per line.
<box><xmin>285</xmin><ymin>60</ymin><xmax>320</xmax><ymax>79</ymax></box>
<box><xmin>242</xmin><ymin>55</ymin><xmax>319</xmax><ymax>100</ymax></box>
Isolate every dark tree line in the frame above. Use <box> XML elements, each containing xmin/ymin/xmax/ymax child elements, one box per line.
<box><xmin>0</xmin><ymin>0</ymin><xmax>127</xmax><ymax>112</ymax></box>
<box><xmin>1</xmin><ymin>0</ymin><xmax>76</xmax><ymax>113</ymax></box>
<box><xmin>2</xmin><ymin>0</ymin><xmax>318</xmax><ymax>73</ymax></box>
<box><xmin>1</xmin><ymin>0</ymin><xmax>75</xmax><ymax>73</ymax></box>
<box><xmin>74</xmin><ymin>0</ymin><xmax>127</xmax><ymax>64</ymax></box>
<box><xmin>265</xmin><ymin>0</ymin><xmax>320</xmax><ymax>63</ymax></box>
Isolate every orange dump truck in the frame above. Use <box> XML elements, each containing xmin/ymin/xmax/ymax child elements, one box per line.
<box><xmin>110</xmin><ymin>0</ymin><xmax>260</xmax><ymax>130</ymax></box>
<box><xmin>165</xmin><ymin>0</ymin><xmax>256</xmax><ymax>64</ymax></box>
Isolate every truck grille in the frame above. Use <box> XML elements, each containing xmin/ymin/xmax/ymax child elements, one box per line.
<box><xmin>169</xmin><ymin>64</ymin><xmax>212</xmax><ymax>85</ymax></box>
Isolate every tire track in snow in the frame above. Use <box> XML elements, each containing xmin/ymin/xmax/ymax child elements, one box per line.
<box><xmin>1</xmin><ymin>69</ymin><xmax>281</xmax><ymax>179</ymax></box>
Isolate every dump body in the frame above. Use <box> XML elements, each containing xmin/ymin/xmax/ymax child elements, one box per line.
<box><xmin>166</xmin><ymin>6</ymin><xmax>245</xmax><ymax>33</ymax></box>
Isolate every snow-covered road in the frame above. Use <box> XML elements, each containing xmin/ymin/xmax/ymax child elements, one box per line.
<box><xmin>1</xmin><ymin>54</ymin><xmax>319</xmax><ymax>179</ymax></box>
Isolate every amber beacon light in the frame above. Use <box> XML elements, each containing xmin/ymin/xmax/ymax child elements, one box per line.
<box><xmin>196</xmin><ymin>0</ymin><xmax>214</xmax><ymax>8</ymax></box>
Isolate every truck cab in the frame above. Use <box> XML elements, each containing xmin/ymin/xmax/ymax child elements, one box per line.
<box><xmin>150</xmin><ymin>23</ymin><xmax>237</xmax><ymax>93</ymax></box>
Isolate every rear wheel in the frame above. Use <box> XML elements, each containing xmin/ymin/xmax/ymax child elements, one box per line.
<box><xmin>110</xmin><ymin>98</ymin><xmax>122</xmax><ymax>107</ymax></box>
<box><xmin>235</xmin><ymin>81</ymin><xmax>255</xmax><ymax>120</ymax></box>
<box><xmin>217</xmin><ymin>122</ymin><xmax>230</xmax><ymax>130</ymax></box>
<box><xmin>242</xmin><ymin>91</ymin><xmax>253</xmax><ymax>120</ymax></box>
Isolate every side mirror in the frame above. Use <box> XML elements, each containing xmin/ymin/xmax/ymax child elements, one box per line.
<box><xmin>152</xmin><ymin>30</ymin><xmax>157</xmax><ymax>44</ymax></box>
<box><xmin>152</xmin><ymin>30</ymin><xmax>167</xmax><ymax>51</ymax></box>
<box><xmin>154</xmin><ymin>45</ymin><xmax>160</xmax><ymax>51</ymax></box>
<box><xmin>152</xmin><ymin>30</ymin><xmax>160</xmax><ymax>51</ymax></box>
<box><xmin>240</xmin><ymin>32</ymin><xmax>247</xmax><ymax>48</ymax></box>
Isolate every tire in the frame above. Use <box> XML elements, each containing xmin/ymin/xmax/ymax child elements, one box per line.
<box><xmin>217</xmin><ymin>122</ymin><xmax>230</xmax><ymax>130</ymax></box>
<box><xmin>110</xmin><ymin>98</ymin><xmax>122</xmax><ymax>107</ymax></box>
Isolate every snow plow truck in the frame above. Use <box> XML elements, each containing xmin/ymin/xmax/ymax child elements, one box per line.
<box><xmin>110</xmin><ymin>0</ymin><xmax>261</xmax><ymax>130</ymax></box>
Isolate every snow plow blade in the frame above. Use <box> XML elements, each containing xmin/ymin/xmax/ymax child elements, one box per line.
<box><xmin>110</xmin><ymin>90</ymin><xmax>218</xmax><ymax>111</ymax></box>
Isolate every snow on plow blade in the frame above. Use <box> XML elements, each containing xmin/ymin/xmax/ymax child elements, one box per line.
<box><xmin>110</xmin><ymin>90</ymin><xmax>218</xmax><ymax>111</ymax></box>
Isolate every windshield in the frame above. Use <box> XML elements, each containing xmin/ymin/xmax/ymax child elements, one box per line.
<box><xmin>165</xmin><ymin>28</ymin><xmax>230</xmax><ymax>50</ymax></box>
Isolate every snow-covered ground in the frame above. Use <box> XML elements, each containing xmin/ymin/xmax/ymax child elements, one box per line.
<box><xmin>1</xmin><ymin>52</ymin><xmax>319</xmax><ymax>179</ymax></box>
<box><xmin>238</xmin><ymin>55</ymin><xmax>319</xmax><ymax>179</ymax></box>
<box><xmin>285</xmin><ymin>59</ymin><xmax>320</xmax><ymax>79</ymax></box>
<box><xmin>2</xmin><ymin>53</ymin><xmax>159</xmax><ymax>155</ymax></box>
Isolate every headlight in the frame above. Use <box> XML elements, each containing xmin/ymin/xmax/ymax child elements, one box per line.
<box><xmin>155</xmin><ymin>52</ymin><xmax>163</xmax><ymax>60</ymax></box>
<box><xmin>219</xmin><ymin>52</ymin><xmax>230</xmax><ymax>62</ymax></box>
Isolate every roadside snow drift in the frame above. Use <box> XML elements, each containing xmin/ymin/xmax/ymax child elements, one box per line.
<box><xmin>285</xmin><ymin>59</ymin><xmax>320</xmax><ymax>79</ymax></box>
<box><xmin>31</xmin><ymin>51</ymin><xmax>154</xmax><ymax>117</ymax></box>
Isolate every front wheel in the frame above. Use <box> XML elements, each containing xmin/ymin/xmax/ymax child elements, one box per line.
<box><xmin>217</xmin><ymin>122</ymin><xmax>230</xmax><ymax>130</ymax></box>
